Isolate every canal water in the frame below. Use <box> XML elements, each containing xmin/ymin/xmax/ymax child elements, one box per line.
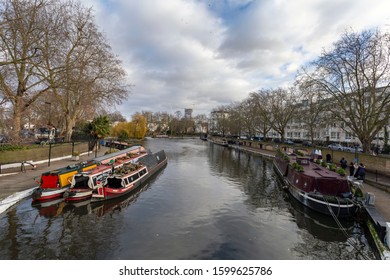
<box><xmin>0</xmin><ymin>138</ymin><xmax>375</xmax><ymax>259</ymax></box>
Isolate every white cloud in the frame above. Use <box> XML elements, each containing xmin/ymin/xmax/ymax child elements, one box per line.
<box><xmin>84</xmin><ymin>0</ymin><xmax>390</xmax><ymax>119</ymax></box>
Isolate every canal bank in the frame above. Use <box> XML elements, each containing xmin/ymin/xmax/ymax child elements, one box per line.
<box><xmin>227</xmin><ymin>142</ymin><xmax>390</xmax><ymax>259</ymax></box>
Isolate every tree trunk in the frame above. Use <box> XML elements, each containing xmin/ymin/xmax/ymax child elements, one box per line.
<box><xmin>361</xmin><ymin>140</ymin><xmax>372</xmax><ymax>154</ymax></box>
<box><xmin>64</xmin><ymin>116</ymin><xmax>76</xmax><ymax>142</ymax></box>
<box><xmin>11</xmin><ymin>98</ymin><xmax>23</xmax><ymax>143</ymax></box>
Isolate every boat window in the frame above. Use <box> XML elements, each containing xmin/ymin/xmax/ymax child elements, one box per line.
<box><xmin>133</xmin><ymin>173</ymin><xmax>140</xmax><ymax>181</ymax></box>
<box><xmin>139</xmin><ymin>169</ymin><xmax>146</xmax><ymax>176</ymax></box>
<box><xmin>93</xmin><ymin>174</ymin><xmax>103</xmax><ymax>186</ymax></box>
<box><xmin>74</xmin><ymin>176</ymin><xmax>89</xmax><ymax>188</ymax></box>
<box><xmin>107</xmin><ymin>177</ymin><xmax>123</xmax><ymax>189</ymax></box>
<box><xmin>297</xmin><ymin>158</ymin><xmax>309</xmax><ymax>165</ymax></box>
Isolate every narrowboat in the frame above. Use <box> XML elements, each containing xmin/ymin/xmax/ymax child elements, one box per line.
<box><xmin>64</xmin><ymin>152</ymin><xmax>147</xmax><ymax>202</ymax></box>
<box><xmin>208</xmin><ymin>137</ymin><xmax>228</xmax><ymax>147</ymax></box>
<box><xmin>31</xmin><ymin>145</ymin><xmax>147</xmax><ymax>203</ymax></box>
<box><xmin>273</xmin><ymin>150</ymin><xmax>358</xmax><ymax>218</ymax></box>
<box><xmin>91</xmin><ymin>150</ymin><xmax>167</xmax><ymax>202</ymax></box>
<box><xmin>31</xmin><ymin>162</ymin><xmax>97</xmax><ymax>202</ymax></box>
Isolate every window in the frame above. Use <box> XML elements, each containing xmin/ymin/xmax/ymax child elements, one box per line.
<box><xmin>107</xmin><ymin>178</ymin><xmax>123</xmax><ymax>189</ymax></box>
<box><xmin>345</xmin><ymin>133</ymin><xmax>352</xmax><ymax>140</ymax></box>
<box><xmin>330</xmin><ymin>132</ymin><xmax>339</xmax><ymax>139</ymax></box>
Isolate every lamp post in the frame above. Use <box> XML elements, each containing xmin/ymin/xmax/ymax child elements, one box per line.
<box><xmin>45</xmin><ymin>102</ymin><xmax>51</xmax><ymax>125</ymax></box>
<box><xmin>355</xmin><ymin>146</ymin><xmax>358</xmax><ymax>163</ymax></box>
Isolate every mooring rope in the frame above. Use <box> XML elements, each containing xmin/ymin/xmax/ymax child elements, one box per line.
<box><xmin>322</xmin><ymin>195</ymin><xmax>371</xmax><ymax>260</ymax></box>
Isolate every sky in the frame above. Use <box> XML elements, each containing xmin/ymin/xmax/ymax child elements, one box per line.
<box><xmin>83</xmin><ymin>0</ymin><xmax>390</xmax><ymax>120</ymax></box>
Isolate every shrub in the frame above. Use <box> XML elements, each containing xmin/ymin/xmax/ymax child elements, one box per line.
<box><xmin>336</xmin><ymin>167</ymin><xmax>346</xmax><ymax>176</ymax></box>
<box><xmin>72</xmin><ymin>151</ymin><xmax>80</xmax><ymax>156</ymax></box>
<box><xmin>329</xmin><ymin>163</ymin><xmax>337</xmax><ymax>171</ymax></box>
<box><xmin>291</xmin><ymin>162</ymin><xmax>304</xmax><ymax>172</ymax></box>
<box><xmin>276</xmin><ymin>149</ymin><xmax>290</xmax><ymax>161</ymax></box>
<box><xmin>104</xmin><ymin>148</ymin><xmax>120</xmax><ymax>155</ymax></box>
<box><xmin>0</xmin><ymin>144</ymin><xmax>31</xmax><ymax>152</ymax></box>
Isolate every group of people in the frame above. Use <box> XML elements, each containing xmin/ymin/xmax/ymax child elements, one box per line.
<box><xmin>339</xmin><ymin>157</ymin><xmax>365</xmax><ymax>180</ymax></box>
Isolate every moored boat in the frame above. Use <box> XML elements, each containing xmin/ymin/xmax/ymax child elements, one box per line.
<box><xmin>208</xmin><ymin>137</ymin><xmax>228</xmax><ymax>147</ymax></box>
<box><xmin>273</xmin><ymin>149</ymin><xmax>358</xmax><ymax>218</ymax></box>
<box><xmin>64</xmin><ymin>152</ymin><xmax>148</xmax><ymax>202</ymax></box>
<box><xmin>31</xmin><ymin>144</ymin><xmax>148</xmax><ymax>203</ymax></box>
<box><xmin>31</xmin><ymin>162</ymin><xmax>97</xmax><ymax>202</ymax></box>
<box><xmin>91</xmin><ymin>150</ymin><xmax>167</xmax><ymax>202</ymax></box>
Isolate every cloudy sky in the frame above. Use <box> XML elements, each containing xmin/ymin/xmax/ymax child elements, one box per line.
<box><xmin>84</xmin><ymin>0</ymin><xmax>390</xmax><ymax>119</ymax></box>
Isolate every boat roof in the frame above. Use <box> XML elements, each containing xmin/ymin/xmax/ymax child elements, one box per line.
<box><xmin>291</xmin><ymin>155</ymin><xmax>345</xmax><ymax>180</ymax></box>
<box><xmin>42</xmin><ymin>161</ymin><xmax>95</xmax><ymax>176</ymax></box>
<box><xmin>110</xmin><ymin>165</ymin><xmax>147</xmax><ymax>179</ymax></box>
<box><xmin>93</xmin><ymin>145</ymin><xmax>145</xmax><ymax>164</ymax></box>
<box><xmin>75</xmin><ymin>153</ymin><xmax>146</xmax><ymax>177</ymax></box>
<box><xmin>76</xmin><ymin>164</ymin><xmax>112</xmax><ymax>176</ymax></box>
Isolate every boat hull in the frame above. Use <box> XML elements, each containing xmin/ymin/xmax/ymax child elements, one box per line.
<box><xmin>64</xmin><ymin>188</ymin><xmax>92</xmax><ymax>202</ymax></box>
<box><xmin>286</xmin><ymin>182</ymin><xmax>356</xmax><ymax>218</ymax></box>
<box><xmin>31</xmin><ymin>187</ymin><xmax>69</xmax><ymax>202</ymax></box>
<box><xmin>93</xmin><ymin>181</ymin><xmax>139</xmax><ymax>201</ymax></box>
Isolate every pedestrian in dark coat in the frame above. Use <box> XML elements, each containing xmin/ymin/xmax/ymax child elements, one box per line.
<box><xmin>349</xmin><ymin>162</ymin><xmax>354</xmax><ymax>176</ymax></box>
<box><xmin>340</xmin><ymin>157</ymin><xmax>347</xmax><ymax>169</ymax></box>
<box><xmin>326</xmin><ymin>153</ymin><xmax>332</xmax><ymax>163</ymax></box>
<box><xmin>357</xmin><ymin>163</ymin><xmax>365</xmax><ymax>180</ymax></box>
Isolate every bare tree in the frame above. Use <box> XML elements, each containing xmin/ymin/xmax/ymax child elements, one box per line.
<box><xmin>249</xmin><ymin>89</ymin><xmax>273</xmax><ymax>141</ymax></box>
<box><xmin>209</xmin><ymin>105</ymin><xmax>230</xmax><ymax>136</ymax></box>
<box><xmin>194</xmin><ymin>114</ymin><xmax>208</xmax><ymax>134</ymax></box>
<box><xmin>0</xmin><ymin>0</ymin><xmax>51</xmax><ymax>142</ymax></box>
<box><xmin>239</xmin><ymin>98</ymin><xmax>257</xmax><ymax>138</ymax></box>
<box><xmin>295</xmin><ymin>80</ymin><xmax>327</xmax><ymax>144</ymax></box>
<box><xmin>225</xmin><ymin>102</ymin><xmax>243</xmax><ymax>137</ymax></box>
<box><xmin>301</xmin><ymin>29</ymin><xmax>390</xmax><ymax>152</ymax></box>
<box><xmin>269</xmin><ymin>87</ymin><xmax>299</xmax><ymax>141</ymax></box>
<box><xmin>39</xmin><ymin>1</ymin><xmax>129</xmax><ymax>141</ymax></box>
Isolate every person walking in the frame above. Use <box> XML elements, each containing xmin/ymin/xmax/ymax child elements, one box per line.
<box><xmin>340</xmin><ymin>157</ymin><xmax>347</xmax><ymax>170</ymax></box>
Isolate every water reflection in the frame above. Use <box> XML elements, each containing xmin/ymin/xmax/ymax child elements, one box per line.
<box><xmin>30</xmin><ymin>177</ymin><xmax>157</xmax><ymax>219</ymax></box>
<box><xmin>275</xmin><ymin>168</ymin><xmax>373</xmax><ymax>260</ymax></box>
